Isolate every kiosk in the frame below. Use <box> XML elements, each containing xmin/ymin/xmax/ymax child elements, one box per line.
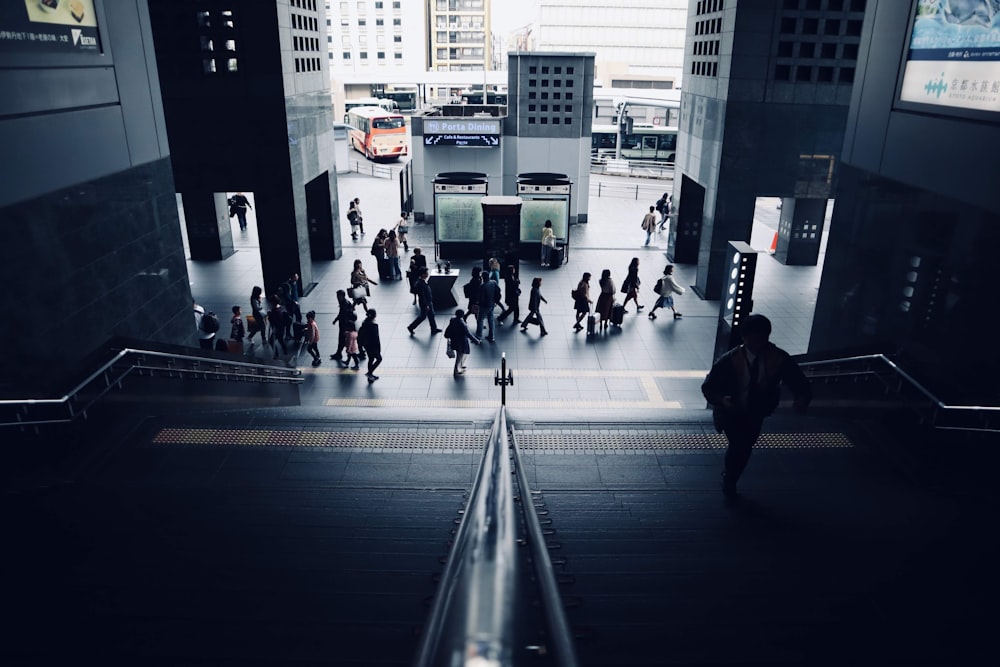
<box><xmin>517</xmin><ymin>173</ymin><xmax>572</xmax><ymax>267</ymax></box>
<box><xmin>433</xmin><ymin>172</ymin><xmax>488</xmax><ymax>260</ymax></box>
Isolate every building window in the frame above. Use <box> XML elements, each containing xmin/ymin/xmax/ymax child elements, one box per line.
<box><xmin>343</xmin><ymin>51</ymin><xmax>351</xmax><ymax>59</ymax></box>
<box><xmin>393</xmin><ymin>18</ymin><xmax>401</xmax><ymax>26</ymax></box>
<box><xmin>202</xmin><ymin>58</ymin><xmax>216</xmax><ymax>73</ymax></box>
<box><xmin>393</xmin><ymin>35</ymin><xmax>402</xmax><ymax>43</ymax></box>
<box><xmin>394</xmin><ymin>52</ymin><xmax>403</xmax><ymax>59</ymax></box>
<box><xmin>360</xmin><ymin>51</ymin><xmax>368</xmax><ymax>59</ymax></box>
<box><xmin>377</xmin><ymin>51</ymin><xmax>385</xmax><ymax>59</ymax></box>
<box><xmin>358</xmin><ymin>19</ymin><xmax>366</xmax><ymax>26</ymax></box>
<box><xmin>376</xmin><ymin>19</ymin><xmax>384</xmax><ymax>26</ymax></box>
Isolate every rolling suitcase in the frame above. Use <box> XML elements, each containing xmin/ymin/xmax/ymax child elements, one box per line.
<box><xmin>549</xmin><ymin>245</ymin><xmax>564</xmax><ymax>267</ymax></box>
<box><xmin>586</xmin><ymin>314</ymin><xmax>596</xmax><ymax>336</ymax></box>
<box><xmin>611</xmin><ymin>303</ymin><xmax>625</xmax><ymax>326</ymax></box>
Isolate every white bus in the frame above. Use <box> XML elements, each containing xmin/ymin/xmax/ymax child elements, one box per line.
<box><xmin>343</xmin><ymin>97</ymin><xmax>397</xmax><ymax>123</ymax></box>
<box><xmin>346</xmin><ymin>106</ymin><xmax>408</xmax><ymax>161</ymax></box>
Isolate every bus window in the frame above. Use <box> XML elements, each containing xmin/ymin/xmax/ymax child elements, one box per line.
<box><xmin>373</xmin><ymin>117</ymin><xmax>404</xmax><ymax>130</ymax></box>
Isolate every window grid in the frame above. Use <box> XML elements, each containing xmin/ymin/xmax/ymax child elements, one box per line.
<box><xmin>772</xmin><ymin>0</ymin><xmax>867</xmax><ymax>83</ymax></box>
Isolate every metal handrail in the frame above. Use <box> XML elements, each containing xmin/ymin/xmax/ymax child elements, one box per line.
<box><xmin>800</xmin><ymin>354</ymin><xmax>1000</xmax><ymax>433</ymax></box>
<box><xmin>414</xmin><ymin>407</ymin><xmax>518</xmax><ymax>666</ymax></box>
<box><xmin>509</xmin><ymin>426</ymin><xmax>580</xmax><ymax>667</ymax></box>
<box><xmin>0</xmin><ymin>347</ymin><xmax>303</xmax><ymax>428</ymax></box>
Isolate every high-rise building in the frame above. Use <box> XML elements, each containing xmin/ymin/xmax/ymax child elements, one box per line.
<box><xmin>427</xmin><ymin>0</ymin><xmax>492</xmax><ymax>72</ymax></box>
<box><xmin>326</xmin><ymin>0</ymin><xmax>427</xmax><ymax>79</ymax></box>
<box><xmin>536</xmin><ymin>0</ymin><xmax>687</xmax><ymax>90</ymax></box>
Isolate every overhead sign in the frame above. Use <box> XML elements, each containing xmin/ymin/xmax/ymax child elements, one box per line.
<box><xmin>424</xmin><ymin>134</ymin><xmax>500</xmax><ymax>147</ymax></box>
<box><xmin>0</xmin><ymin>0</ymin><xmax>101</xmax><ymax>54</ymax></box>
<box><xmin>424</xmin><ymin>119</ymin><xmax>501</xmax><ymax>135</ymax></box>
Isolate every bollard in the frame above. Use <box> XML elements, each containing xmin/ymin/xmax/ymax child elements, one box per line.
<box><xmin>494</xmin><ymin>352</ymin><xmax>514</xmax><ymax>406</ymax></box>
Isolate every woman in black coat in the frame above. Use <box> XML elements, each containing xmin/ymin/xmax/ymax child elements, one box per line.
<box><xmin>444</xmin><ymin>309</ymin><xmax>480</xmax><ymax>376</ymax></box>
<box><xmin>330</xmin><ymin>289</ymin><xmax>357</xmax><ymax>365</ymax></box>
<box><xmin>358</xmin><ymin>309</ymin><xmax>382</xmax><ymax>382</ymax></box>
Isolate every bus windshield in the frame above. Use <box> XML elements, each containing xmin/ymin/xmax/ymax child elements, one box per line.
<box><xmin>373</xmin><ymin>117</ymin><xmax>404</xmax><ymax>130</ymax></box>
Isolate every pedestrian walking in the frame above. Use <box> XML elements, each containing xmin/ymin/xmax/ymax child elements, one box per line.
<box><xmin>407</xmin><ymin>268</ymin><xmax>441</xmax><ymax>335</ymax></box>
<box><xmin>445</xmin><ymin>309</ymin><xmax>481</xmax><ymax>376</ymax></box>
<box><xmin>230</xmin><ymin>305</ymin><xmax>246</xmax><ymax>352</ymax></box>
<box><xmin>520</xmin><ymin>276</ymin><xmax>549</xmax><ymax>336</ymax></box>
<box><xmin>385</xmin><ymin>230</ymin><xmax>402</xmax><ymax>280</ymax></box>
<box><xmin>701</xmin><ymin>314</ymin><xmax>811</xmax><ymax>499</ymax></box>
<box><xmin>350</xmin><ymin>258</ymin><xmax>377</xmax><ymax>312</ymax></box>
<box><xmin>330</xmin><ymin>289</ymin><xmax>357</xmax><ymax>365</ymax></box>
<box><xmin>408</xmin><ymin>248</ymin><xmax>427</xmax><ymax>304</ymax></box>
<box><xmin>572</xmin><ymin>272</ymin><xmax>593</xmax><ymax>332</ymax></box>
<box><xmin>497</xmin><ymin>265</ymin><xmax>520</xmax><ymax>325</ymax></box>
<box><xmin>621</xmin><ymin>257</ymin><xmax>644</xmax><ymax>313</ymax></box>
<box><xmin>540</xmin><ymin>219</ymin><xmax>556</xmax><ymax>267</ymax></box>
<box><xmin>194</xmin><ymin>302</ymin><xmax>219</xmax><ymax>350</ymax></box>
<box><xmin>595</xmin><ymin>269</ymin><xmax>616</xmax><ymax>331</ymax></box>
<box><xmin>371</xmin><ymin>229</ymin><xmax>389</xmax><ymax>280</ymax></box>
<box><xmin>486</xmin><ymin>257</ymin><xmax>502</xmax><ymax>285</ymax></box>
<box><xmin>229</xmin><ymin>192</ymin><xmax>252</xmax><ymax>231</ymax></box>
<box><xmin>648</xmin><ymin>264</ymin><xmax>685</xmax><ymax>320</ymax></box>
<box><xmin>343</xmin><ymin>320</ymin><xmax>361</xmax><ymax>370</ymax></box>
<box><xmin>462</xmin><ymin>266</ymin><xmax>482</xmax><ymax>323</ymax></box>
<box><xmin>304</xmin><ymin>310</ymin><xmax>321</xmax><ymax>366</ymax></box>
<box><xmin>279</xmin><ymin>272</ymin><xmax>301</xmax><ymax>324</ymax></box>
<box><xmin>348</xmin><ymin>197</ymin><xmax>364</xmax><ymax>239</ymax></box>
<box><xmin>266</xmin><ymin>295</ymin><xmax>288</xmax><ymax>359</ymax></box>
<box><xmin>658</xmin><ymin>193</ymin><xmax>673</xmax><ymax>231</ymax></box>
<box><xmin>358</xmin><ymin>309</ymin><xmax>382</xmax><ymax>382</ymax></box>
<box><xmin>477</xmin><ymin>271</ymin><xmax>501</xmax><ymax>342</ymax></box>
<box><xmin>641</xmin><ymin>205</ymin><xmax>657</xmax><ymax>246</ymax></box>
<box><xmin>248</xmin><ymin>286</ymin><xmax>265</xmax><ymax>344</ymax></box>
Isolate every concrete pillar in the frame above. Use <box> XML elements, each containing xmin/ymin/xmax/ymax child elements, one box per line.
<box><xmin>255</xmin><ymin>186</ymin><xmax>312</xmax><ymax>296</ymax></box>
<box><xmin>182</xmin><ymin>191</ymin><xmax>234</xmax><ymax>261</ymax></box>
<box><xmin>695</xmin><ymin>190</ymin><xmax>757</xmax><ymax>300</ymax></box>
<box><xmin>775</xmin><ymin>198</ymin><xmax>827</xmax><ymax>266</ymax></box>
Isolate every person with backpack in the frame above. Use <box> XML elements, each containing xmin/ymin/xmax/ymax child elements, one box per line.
<box><xmin>229</xmin><ymin>192</ymin><xmax>252</xmax><ymax>231</ymax></box>
<box><xmin>194</xmin><ymin>302</ymin><xmax>220</xmax><ymax>349</ymax></box>
<box><xmin>648</xmin><ymin>264</ymin><xmax>685</xmax><ymax>320</ymax></box>
<box><xmin>347</xmin><ymin>197</ymin><xmax>364</xmax><ymax>239</ymax></box>
<box><xmin>230</xmin><ymin>305</ymin><xmax>246</xmax><ymax>353</ymax></box>
<box><xmin>658</xmin><ymin>193</ymin><xmax>673</xmax><ymax>231</ymax></box>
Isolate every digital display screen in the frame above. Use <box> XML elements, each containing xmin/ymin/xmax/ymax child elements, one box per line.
<box><xmin>435</xmin><ymin>194</ymin><xmax>484</xmax><ymax>242</ymax></box>
<box><xmin>0</xmin><ymin>1</ymin><xmax>101</xmax><ymax>54</ymax></box>
<box><xmin>520</xmin><ymin>198</ymin><xmax>569</xmax><ymax>243</ymax></box>
<box><xmin>899</xmin><ymin>2</ymin><xmax>1000</xmax><ymax>113</ymax></box>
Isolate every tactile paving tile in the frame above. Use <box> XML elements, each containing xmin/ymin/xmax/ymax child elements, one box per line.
<box><xmin>514</xmin><ymin>431</ymin><xmax>853</xmax><ymax>451</ymax></box>
<box><xmin>151</xmin><ymin>427</ymin><xmax>488</xmax><ymax>450</ymax></box>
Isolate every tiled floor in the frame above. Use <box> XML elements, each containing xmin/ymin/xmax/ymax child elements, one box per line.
<box><xmin>185</xmin><ymin>173</ymin><xmax>830</xmax><ymax>412</ymax></box>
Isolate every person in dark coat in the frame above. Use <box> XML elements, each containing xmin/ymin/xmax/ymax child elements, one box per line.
<box><xmin>358</xmin><ymin>309</ymin><xmax>382</xmax><ymax>382</ymax></box>
<box><xmin>497</xmin><ymin>265</ymin><xmax>520</xmax><ymax>326</ymax></box>
<box><xmin>520</xmin><ymin>276</ymin><xmax>548</xmax><ymax>336</ymax></box>
<box><xmin>407</xmin><ymin>248</ymin><xmax>428</xmax><ymax>305</ymax></box>
<box><xmin>701</xmin><ymin>314</ymin><xmax>812</xmax><ymax>499</ymax></box>
<box><xmin>407</xmin><ymin>268</ymin><xmax>440</xmax><ymax>335</ymax></box>
<box><xmin>445</xmin><ymin>309</ymin><xmax>481</xmax><ymax>376</ymax></box>
<box><xmin>476</xmin><ymin>273</ymin><xmax>501</xmax><ymax>343</ymax></box>
<box><xmin>229</xmin><ymin>192</ymin><xmax>252</xmax><ymax>230</ymax></box>
<box><xmin>330</xmin><ymin>289</ymin><xmax>357</xmax><ymax>365</ymax></box>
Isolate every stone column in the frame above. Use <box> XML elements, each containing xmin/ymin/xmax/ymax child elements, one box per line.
<box><xmin>775</xmin><ymin>198</ymin><xmax>827</xmax><ymax>266</ymax></box>
<box><xmin>181</xmin><ymin>191</ymin><xmax>234</xmax><ymax>261</ymax></box>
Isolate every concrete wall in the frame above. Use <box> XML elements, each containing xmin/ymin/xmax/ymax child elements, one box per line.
<box><xmin>0</xmin><ymin>0</ymin><xmax>191</xmax><ymax>393</ymax></box>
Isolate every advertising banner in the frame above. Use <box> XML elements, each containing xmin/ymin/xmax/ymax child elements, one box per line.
<box><xmin>899</xmin><ymin>1</ymin><xmax>1000</xmax><ymax>113</ymax></box>
<box><xmin>1</xmin><ymin>1</ymin><xmax>100</xmax><ymax>54</ymax></box>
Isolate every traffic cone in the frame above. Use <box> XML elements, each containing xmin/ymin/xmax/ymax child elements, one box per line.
<box><xmin>769</xmin><ymin>232</ymin><xmax>778</xmax><ymax>254</ymax></box>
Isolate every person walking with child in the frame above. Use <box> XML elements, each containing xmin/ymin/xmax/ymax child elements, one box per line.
<box><xmin>330</xmin><ymin>289</ymin><xmax>357</xmax><ymax>365</ymax></box>
<box><xmin>648</xmin><ymin>264</ymin><xmax>685</xmax><ymax>320</ymax></box>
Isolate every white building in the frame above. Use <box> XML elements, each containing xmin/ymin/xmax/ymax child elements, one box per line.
<box><xmin>325</xmin><ymin>0</ymin><xmax>427</xmax><ymax>110</ymax></box>
<box><xmin>536</xmin><ymin>0</ymin><xmax>688</xmax><ymax>91</ymax></box>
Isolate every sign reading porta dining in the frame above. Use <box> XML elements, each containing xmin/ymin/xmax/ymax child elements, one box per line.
<box><xmin>423</xmin><ymin>118</ymin><xmax>502</xmax><ymax>148</ymax></box>
<box><xmin>0</xmin><ymin>1</ymin><xmax>101</xmax><ymax>54</ymax></box>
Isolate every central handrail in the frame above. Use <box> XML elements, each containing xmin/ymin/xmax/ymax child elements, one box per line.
<box><xmin>414</xmin><ymin>407</ymin><xmax>518</xmax><ymax>666</ymax></box>
<box><xmin>799</xmin><ymin>353</ymin><xmax>999</xmax><ymax>433</ymax></box>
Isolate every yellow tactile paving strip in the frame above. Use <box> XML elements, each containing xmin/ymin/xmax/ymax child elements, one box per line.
<box><xmin>307</xmin><ymin>367</ymin><xmax>706</xmax><ymax>409</ymax></box>
<box><xmin>150</xmin><ymin>428</ymin><xmax>853</xmax><ymax>450</ymax></box>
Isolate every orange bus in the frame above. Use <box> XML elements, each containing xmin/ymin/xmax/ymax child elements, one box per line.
<box><xmin>346</xmin><ymin>106</ymin><xmax>408</xmax><ymax>161</ymax></box>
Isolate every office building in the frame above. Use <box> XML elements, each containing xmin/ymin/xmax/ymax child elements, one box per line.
<box><xmin>428</xmin><ymin>0</ymin><xmax>492</xmax><ymax>72</ymax></box>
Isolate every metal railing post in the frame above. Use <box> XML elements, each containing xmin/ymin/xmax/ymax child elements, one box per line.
<box><xmin>494</xmin><ymin>353</ymin><xmax>514</xmax><ymax>405</ymax></box>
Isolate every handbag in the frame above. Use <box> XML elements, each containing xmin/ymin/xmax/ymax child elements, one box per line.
<box><xmin>571</xmin><ymin>288</ymin><xmax>579</xmax><ymax>300</ymax></box>
<box><xmin>446</xmin><ymin>339</ymin><xmax>456</xmax><ymax>358</ymax></box>
<box><xmin>398</xmin><ymin>225</ymin><xmax>409</xmax><ymax>234</ymax></box>
<box><xmin>349</xmin><ymin>285</ymin><xmax>366</xmax><ymax>300</ymax></box>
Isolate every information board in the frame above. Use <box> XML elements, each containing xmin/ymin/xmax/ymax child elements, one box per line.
<box><xmin>0</xmin><ymin>1</ymin><xmax>101</xmax><ymax>54</ymax></box>
<box><xmin>520</xmin><ymin>197</ymin><xmax>569</xmax><ymax>243</ymax></box>
<box><xmin>435</xmin><ymin>194</ymin><xmax>484</xmax><ymax>242</ymax></box>
<box><xmin>899</xmin><ymin>2</ymin><xmax>1000</xmax><ymax>114</ymax></box>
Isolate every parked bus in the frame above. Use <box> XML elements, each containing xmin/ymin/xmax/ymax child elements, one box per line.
<box><xmin>591</xmin><ymin>123</ymin><xmax>678</xmax><ymax>162</ymax></box>
<box><xmin>346</xmin><ymin>106</ymin><xmax>408</xmax><ymax>161</ymax></box>
<box><xmin>343</xmin><ymin>97</ymin><xmax>397</xmax><ymax>123</ymax></box>
<box><xmin>382</xmin><ymin>84</ymin><xmax>419</xmax><ymax>112</ymax></box>
<box><xmin>458</xmin><ymin>90</ymin><xmax>508</xmax><ymax>105</ymax></box>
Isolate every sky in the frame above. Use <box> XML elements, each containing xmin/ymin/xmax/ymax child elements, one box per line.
<box><xmin>492</xmin><ymin>0</ymin><xmax>539</xmax><ymax>35</ymax></box>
